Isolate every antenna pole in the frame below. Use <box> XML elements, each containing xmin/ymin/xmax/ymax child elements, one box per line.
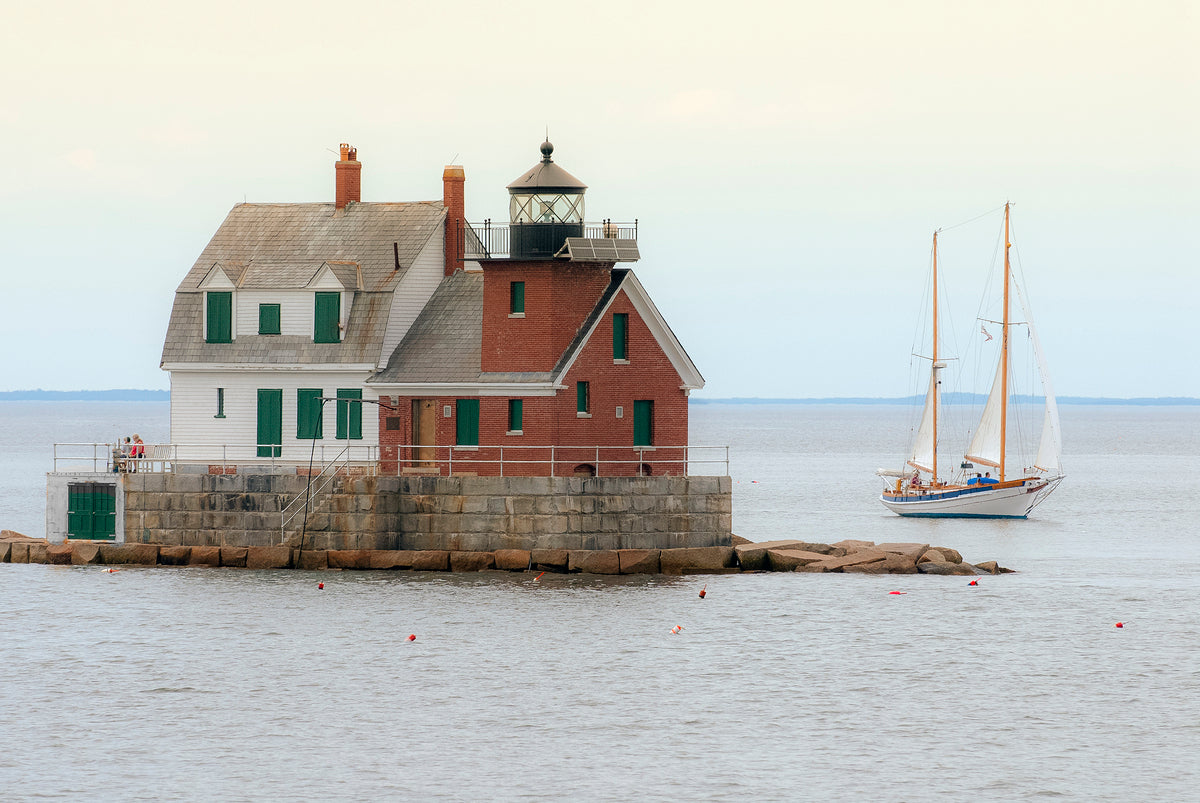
<box><xmin>932</xmin><ymin>230</ymin><xmax>939</xmax><ymax>485</ymax></box>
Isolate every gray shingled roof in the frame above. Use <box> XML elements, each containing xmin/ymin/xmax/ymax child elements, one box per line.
<box><xmin>163</xmin><ymin>202</ymin><xmax>443</xmax><ymax>367</ymax></box>
<box><xmin>176</xmin><ymin>202</ymin><xmax>444</xmax><ymax>294</ymax></box>
<box><xmin>369</xmin><ymin>271</ymin><xmax>488</xmax><ymax>383</ymax></box>
<box><xmin>161</xmin><ymin>291</ymin><xmax>393</xmax><ymax>366</ymax></box>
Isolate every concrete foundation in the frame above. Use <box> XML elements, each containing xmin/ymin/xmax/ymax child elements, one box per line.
<box><xmin>115</xmin><ymin>472</ymin><xmax>733</xmax><ymax>551</ymax></box>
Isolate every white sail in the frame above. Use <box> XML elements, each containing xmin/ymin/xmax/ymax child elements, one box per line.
<box><xmin>965</xmin><ymin>352</ymin><xmax>1004</xmax><ymax>468</ymax></box>
<box><xmin>1014</xmin><ymin>277</ymin><xmax>1063</xmax><ymax>475</ymax></box>
<box><xmin>907</xmin><ymin>366</ymin><xmax>940</xmax><ymax>473</ymax></box>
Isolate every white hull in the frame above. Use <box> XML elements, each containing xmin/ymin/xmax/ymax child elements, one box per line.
<box><xmin>880</xmin><ymin>476</ymin><xmax>1062</xmax><ymax>519</ymax></box>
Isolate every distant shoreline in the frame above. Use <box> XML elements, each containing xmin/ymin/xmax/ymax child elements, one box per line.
<box><xmin>1</xmin><ymin>389</ymin><xmax>1196</xmax><ymax>406</ymax></box>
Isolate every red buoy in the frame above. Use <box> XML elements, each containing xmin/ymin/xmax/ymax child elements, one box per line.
<box><xmin>534</xmin><ymin>571</ymin><xmax>545</xmax><ymax>581</ymax></box>
<box><xmin>1115</xmin><ymin>622</ymin><xmax>1124</xmax><ymax>628</ymax></box>
<box><xmin>888</xmin><ymin>591</ymin><xmax>907</xmax><ymax>595</ymax></box>
<box><xmin>699</xmin><ymin>584</ymin><xmax>707</xmax><ymax>599</ymax></box>
<box><xmin>407</xmin><ymin>634</ymin><xmax>416</xmax><ymax>641</ymax></box>
<box><xmin>968</xmin><ymin>578</ymin><xmax>979</xmax><ymax>586</ymax></box>
<box><xmin>318</xmin><ymin>582</ymin><xmax>324</xmax><ymax>589</ymax></box>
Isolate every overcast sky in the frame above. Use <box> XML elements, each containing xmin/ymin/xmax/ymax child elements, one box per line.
<box><xmin>2</xmin><ymin>0</ymin><xmax>1196</xmax><ymax>398</ymax></box>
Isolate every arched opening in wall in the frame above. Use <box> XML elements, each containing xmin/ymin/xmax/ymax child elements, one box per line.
<box><xmin>573</xmin><ymin>463</ymin><xmax>596</xmax><ymax>477</ymax></box>
<box><xmin>638</xmin><ymin>463</ymin><xmax>653</xmax><ymax>477</ymax></box>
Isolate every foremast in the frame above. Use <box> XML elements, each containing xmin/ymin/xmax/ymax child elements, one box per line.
<box><xmin>1000</xmin><ymin>202</ymin><xmax>1011</xmax><ymax>481</ymax></box>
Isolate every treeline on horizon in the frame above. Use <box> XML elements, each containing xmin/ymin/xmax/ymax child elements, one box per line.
<box><xmin>1</xmin><ymin>389</ymin><xmax>1197</xmax><ymax>405</ymax></box>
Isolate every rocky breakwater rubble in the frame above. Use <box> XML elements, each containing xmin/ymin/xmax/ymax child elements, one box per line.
<box><xmin>733</xmin><ymin>536</ymin><xmax>1013</xmax><ymax>575</ymax></box>
<box><xmin>3</xmin><ymin>529</ymin><xmax>1012</xmax><ymax>576</ymax></box>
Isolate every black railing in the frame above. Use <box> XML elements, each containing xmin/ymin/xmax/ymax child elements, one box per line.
<box><xmin>461</xmin><ymin>219</ymin><xmax>638</xmax><ymax>260</ymax></box>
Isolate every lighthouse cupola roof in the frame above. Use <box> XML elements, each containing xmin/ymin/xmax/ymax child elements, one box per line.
<box><xmin>506</xmin><ymin>140</ymin><xmax>588</xmax><ymax>194</ymax></box>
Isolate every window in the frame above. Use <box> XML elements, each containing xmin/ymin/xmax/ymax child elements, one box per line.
<box><xmin>258</xmin><ymin>303</ymin><xmax>281</xmax><ymax>335</ymax></box>
<box><xmin>256</xmin><ymin>389</ymin><xmax>283</xmax><ymax>457</ymax></box>
<box><xmin>214</xmin><ymin>387</ymin><xmax>225</xmax><ymax>419</ymax></box>
<box><xmin>297</xmin><ymin>388</ymin><xmax>323</xmax><ymax>439</ymax></box>
<box><xmin>206</xmin><ymin>291</ymin><xmax>232</xmax><ymax>343</ymax></box>
<box><xmin>633</xmin><ymin>400</ymin><xmax>654</xmax><ymax>447</ymax></box>
<box><xmin>508</xmin><ymin>399</ymin><xmax>523</xmax><ymax>433</ymax></box>
<box><xmin>314</xmin><ymin>292</ymin><xmax>341</xmax><ymax>343</ymax></box>
<box><xmin>613</xmin><ymin>312</ymin><xmax>628</xmax><ymax>361</ymax></box>
<box><xmin>510</xmin><ymin>281</ymin><xmax>525</xmax><ymax>315</ymax></box>
<box><xmin>576</xmin><ymin>381</ymin><xmax>590</xmax><ymax>415</ymax></box>
<box><xmin>456</xmin><ymin>398</ymin><xmax>479</xmax><ymax>446</ymax></box>
<box><xmin>335</xmin><ymin>388</ymin><xmax>362</xmax><ymax>440</ymax></box>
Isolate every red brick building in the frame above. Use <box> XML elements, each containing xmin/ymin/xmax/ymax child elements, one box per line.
<box><xmin>370</xmin><ymin>141</ymin><xmax>704</xmax><ymax>476</ymax></box>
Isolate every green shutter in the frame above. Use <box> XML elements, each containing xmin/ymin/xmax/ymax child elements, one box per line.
<box><xmin>613</xmin><ymin>313</ymin><xmax>628</xmax><ymax>360</ymax></box>
<box><xmin>314</xmin><ymin>292</ymin><xmax>341</xmax><ymax>343</ymax></box>
<box><xmin>456</xmin><ymin>398</ymin><xmax>479</xmax><ymax>445</ymax></box>
<box><xmin>206</xmin><ymin>292</ymin><xmax>232</xmax><ymax>343</ymax></box>
<box><xmin>577</xmin><ymin>381</ymin><xmax>589</xmax><ymax>413</ymax></box>
<box><xmin>297</xmin><ymin>388</ymin><xmax>323</xmax><ymax>439</ymax></box>
<box><xmin>508</xmin><ymin>399</ymin><xmax>523</xmax><ymax>432</ymax></box>
<box><xmin>259</xmin><ymin>303</ymin><xmax>281</xmax><ymax>335</ymax></box>
<box><xmin>257</xmin><ymin>389</ymin><xmax>283</xmax><ymax>457</ymax></box>
<box><xmin>336</xmin><ymin>388</ymin><xmax>362</xmax><ymax>440</ymax></box>
<box><xmin>633</xmin><ymin>400</ymin><xmax>653</xmax><ymax>446</ymax></box>
<box><xmin>510</xmin><ymin>281</ymin><xmax>525</xmax><ymax>314</ymax></box>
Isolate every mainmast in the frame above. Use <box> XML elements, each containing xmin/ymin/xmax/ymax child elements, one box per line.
<box><xmin>1000</xmin><ymin>202</ymin><xmax>1011</xmax><ymax>481</ymax></box>
<box><xmin>931</xmin><ymin>230</ymin><xmax>939</xmax><ymax>484</ymax></box>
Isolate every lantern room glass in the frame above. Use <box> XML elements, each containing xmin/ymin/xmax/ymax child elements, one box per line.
<box><xmin>509</xmin><ymin>191</ymin><xmax>585</xmax><ymax>224</ymax></box>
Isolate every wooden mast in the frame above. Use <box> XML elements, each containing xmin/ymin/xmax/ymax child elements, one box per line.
<box><xmin>1000</xmin><ymin>202</ymin><xmax>1011</xmax><ymax>481</ymax></box>
<box><xmin>931</xmin><ymin>230</ymin><xmax>939</xmax><ymax>485</ymax></box>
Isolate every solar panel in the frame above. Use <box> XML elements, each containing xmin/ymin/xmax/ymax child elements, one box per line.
<box><xmin>559</xmin><ymin>238</ymin><xmax>641</xmax><ymax>262</ymax></box>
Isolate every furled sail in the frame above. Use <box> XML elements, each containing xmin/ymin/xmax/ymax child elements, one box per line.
<box><xmin>907</xmin><ymin>366</ymin><xmax>940</xmax><ymax>473</ymax></box>
<box><xmin>965</xmin><ymin>353</ymin><xmax>1004</xmax><ymax>468</ymax></box>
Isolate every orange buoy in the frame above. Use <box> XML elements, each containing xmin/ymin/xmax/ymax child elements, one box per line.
<box><xmin>698</xmin><ymin>584</ymin><xmax>707</xmax><ymax>599</ymax></box>
<box><xmin>1115</xmin><ymin>622</ymin><xmax>1124</xmax><ymax>628</ymax></box>
<box><xmin>407</xmin><ymin>634</ymin><xmax>416</xmax><ymax>641</ymax></box>
<box><xmin>534</xmin><ymin>571</ymin><xmax>545</xmax><ymax>581</ymax></box>
<box><xmin>968</xmin><ymin>578</ymin><xmax>979</xmax><ymax>586</ymax></box>
<box><xmin>888</xmin><ymin>590</ymin><xmax>907</xmax><ymax>595</ymax></box>
<box><xmin>670</xmin><ymin>625</ymin><xmax>683</xmax><ymax>635</ymax></box>
<box><xmin>318</xmin><ymin>582</ymin><xmax>324</xmax><ymax>589</ymax></box>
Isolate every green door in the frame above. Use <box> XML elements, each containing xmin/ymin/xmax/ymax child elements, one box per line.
<box><xmin>257</xmin><ymin>389</ymin><xmax>283</xmax><ymax>457</ymax></box>
<box><xmin>67</xmin><ymin>483</ymin><xmax>116</xmax><ymax>540</ymax></box>
<box><xmin>633</xmin><ymin>400</ymin><xmax>653</xmax><ymax>447</ymax></box>
<box><xmin>456</xmin><ymin>398</ymin><xmax>479</xmax><ymax>445</ymax></box>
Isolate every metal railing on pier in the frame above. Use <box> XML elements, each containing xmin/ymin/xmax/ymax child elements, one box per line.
<box><xmin>51</xmin><ymin>442</ymin><xmax>729</xmax><ymax>477</ymax></box>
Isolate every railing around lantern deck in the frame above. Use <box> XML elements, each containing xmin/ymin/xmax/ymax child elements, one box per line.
<box><xmin>461</xmin><ymin>219</ymin><xmax>638</xmax><ymax>260</ymax></box>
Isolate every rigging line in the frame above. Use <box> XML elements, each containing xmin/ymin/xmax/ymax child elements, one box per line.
<box><xmin>941</xmin><ymin>204</ymin><xmax>1007</xmax><ymax>232</ymax></box>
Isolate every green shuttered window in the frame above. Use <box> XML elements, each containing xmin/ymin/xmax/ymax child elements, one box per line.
<box><xmin>510</xmin><ymin>281</ymin><xmax>525</xmax><ymax>314</ymax></box>
<box><xmin>259</xmin><ymin>303</ymin><xmax>281</xmax><ymax>335</ymax></box>
<box><xmin>336</xmin><ymin>389</ymin><xmax>362</xmax><ymax>440</ymax></box>
<box><xmin>297</xmin><ymin>388</ymin><xmax>323</xmax><ymax>439</ymax></box>
<box><xmin>456</xmin><ymin>398</ymin><xmax>479</xmax><ymax>446</ymax></box>
<box><xmin>633</xmin><ymin>400</ymin><xmax>654</xmax><ymax>446</ymax></box>
<box><xmin>314</xmin><ymin>292</ymin><xmax>341</xmax><ymax>343</ymax></box>
<box><xmin>508</xmin><ymin>399</ymin><xmax>523</xmax><ymax>433</ymax></box>
<box><xmin>257</xmin><ymin>389</ymin><xmax>283</xmax><ymax>457</ymax></box>
<box><xmin>576</xmin><ymin>381</ymin><xmax>590</xmax><ymax>414</ymax></box>
<box><xmin>613</xmin><ymin>312</ymin><xmax>628</xmax><ymax>360</ymax></box>
<box><xmin>206</xmin><ymin>292</ymin><xmax>232</xmax><ymax>343</ymax></box>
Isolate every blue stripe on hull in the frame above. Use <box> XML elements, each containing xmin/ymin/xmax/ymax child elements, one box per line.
<box><xmin>891</xmin><ymin>512</ymin><xmax>1028</xmax><ymax>519</ymax></box>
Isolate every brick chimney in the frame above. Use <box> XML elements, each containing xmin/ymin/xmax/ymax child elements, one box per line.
<box><xmin>335</xmin><ymin>143</ymin><xmax>361</xmax><ymax>209</ymax></box>
<box><xmin>443</xmin><ymin>164</ymin><xmax>465</xmax><ymax>276</ymax></box>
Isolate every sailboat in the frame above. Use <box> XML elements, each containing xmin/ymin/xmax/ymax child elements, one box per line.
<box><xmin>878</xmin><ymin>203</ymin><xmax>1064</xmax><ymax>518</ymax></box>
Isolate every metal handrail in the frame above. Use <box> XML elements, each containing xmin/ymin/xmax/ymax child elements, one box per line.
<box><xmin>51</xmin><ymin>442</ymin><xmax>730</xmax><ymax>476</ymax></box>
<box><xmin>280</xmin><ymin>445</ymin><xmax>351</xmax><ymax>541</ymax></box>
<box><xmin>462</xmin><ymin>219</ymin><xmax>638</xmax><ymax>260</ymax></box>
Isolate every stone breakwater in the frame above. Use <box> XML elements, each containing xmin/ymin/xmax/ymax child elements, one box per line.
<box><xmin>1</xmin><ymin>530</ymin><xmax>1011</xmax><ymax>575</ymax></box>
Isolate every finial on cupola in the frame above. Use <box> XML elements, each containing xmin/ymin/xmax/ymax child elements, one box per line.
<box><xmin>540</xmin><ymin>139</ymin><xmax>554</xmax><ymax>162</ymax></box>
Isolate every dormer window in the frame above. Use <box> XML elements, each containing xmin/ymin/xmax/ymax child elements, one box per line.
<box><xmin>314</xmin><ymin>292</ymin><xmax>341</xmax><ymax>343</ymax></box>
<box><xmin>258</xmin><ymin>303</ymin><xmax>281</xmax><ymax>335</ymax></box>
<box><xmin>206</xmin><ymin>292</ymin><xmax>232</xmax><ymax>343</ymax></box>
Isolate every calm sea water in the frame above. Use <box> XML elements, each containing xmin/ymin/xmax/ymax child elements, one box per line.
<box><xmin>2</xmin><ymin>402</ymin><xmax>1197</xmax><ymax>801</ymax></box>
